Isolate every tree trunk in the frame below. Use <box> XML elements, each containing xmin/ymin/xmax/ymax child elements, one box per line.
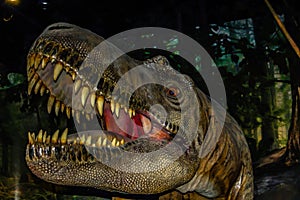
<box><xmin>260</xmin><ymin>57</ymin><xmax>278</xmax><ymax>154</ymax></box>
<box><xmin>263</xmin><ymin>0</ymin><xmax>300</xmax><ymax>165</ymax></box>
<box><xmin>285</xmin><ymin>55</ymin><xmax>300</xmax><ymax>165</ymax></box>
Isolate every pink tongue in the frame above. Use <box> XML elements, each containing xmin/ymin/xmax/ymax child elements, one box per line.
<box><xmin>104</xmin><ymin>105</ymin><xmax>144</xmax><ymax>139</ymax></box>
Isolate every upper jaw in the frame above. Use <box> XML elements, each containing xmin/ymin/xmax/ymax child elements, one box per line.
<box><xmin>26</xmin><ymin>22</ymin><xmax>187</xmax><ymax>158</ymax></box>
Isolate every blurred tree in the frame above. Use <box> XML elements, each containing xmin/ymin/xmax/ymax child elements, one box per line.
<box><xmin>264</xmin><ymin>0</ymin><xmax>300</xmax><ymax>165</ymax></box>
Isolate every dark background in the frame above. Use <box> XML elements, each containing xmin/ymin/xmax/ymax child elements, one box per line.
<box><xmin>0</xmin><ymin>0</ymin><xmax>294</xmax><ymax>73</ymax></box>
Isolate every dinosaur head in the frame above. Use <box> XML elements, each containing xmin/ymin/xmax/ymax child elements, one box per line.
<box><xmin>25</xmin><ymin>23</ymin><xmax>207</xmax><ymax>194</ymax></box>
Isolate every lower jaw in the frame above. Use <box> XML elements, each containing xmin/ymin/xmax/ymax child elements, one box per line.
<box><xmin>26</xmin><ymin>127</ymin><xmax>172</xmax><ymax>161</ymax></box>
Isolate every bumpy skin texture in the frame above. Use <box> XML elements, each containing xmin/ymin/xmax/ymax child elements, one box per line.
<box><xmin>25</xmin><ymin>23</ymin><xmax>254</xmax><ymax>199</ymax></box>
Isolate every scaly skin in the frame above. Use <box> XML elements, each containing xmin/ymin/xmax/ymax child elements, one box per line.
<box><xmin>25</xmin><ymin>22</ymin><xmax>253</xmax><ymax>199</ymax></box>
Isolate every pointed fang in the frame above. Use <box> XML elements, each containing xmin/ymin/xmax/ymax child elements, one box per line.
<box><xmin>90</xmin><ymin>92</ymin><xmax>96</xmax><ymax>108</ymax></box>
<box><xmin>115</xmin><ymin>103</ymin><xmax>120</xmax><ymax>118</ymax></box>
<box><xmin>97</xmin><ymin>95</ymin><xmax>104</xmax><ymax>116</ymax></box>
<box><xmin>51</xmin><ymin>130</ymin><xmax>59</xmax><ymax>144</ymax></box>
<box><xmin>55</xmin><ymin>100</ymin><xmax>60</xmax><ymax>116</ymax></box>
<box><xmin>60</xmin><ymin>128</ymin><xmax>68</xmax><ymax>144</ymax></box>
<box><xmin>42</xmin><ymin>131</ymin><xmax>47</xmax><ymax>143</ymax></box>
<box><xmin>74</xmin><ymin>79</ymin><xmax>81</xmax><ymax>94</ymax></box>
<box><xmin>41</xmin><ymin>57</ymin><xmax>49</xmax><ymax>69</ymax></box>
<box><xmin>81</xmin><ymin>86</ymin><xmax>89</xmax><ymax>107</ymax></box>
<box><xmin>96</xmin><ymin>137</ymin><xmax>102</xmax><ymax>147</ymax></box>
<box><xmin>46</xmin><ymin>135</ymin><xmax>51</xmax><ymax>144</ymax></box>
<box><xmin>66</xmin><ymin>107</ymin><xmax>71</xmax><ymax>119</ymax></box>
<box><xmin>28</xmin><ymin>132</ymin><xmax>34</xmax><ymax>144</ymax></box>
<box><xmin>34</xmin><ymin>54</ymin><xmax>42</xmax><ymax>69</ymax></box>
<box><xmin>80</xmin><ymin>135</ymin><xmax>85</xmax><ymax>145</ymax></box>
<box><xmin>40</xmin><ymin>85</ymin><xmax>46</xmax><ymax>96</ymax></box>
<box><xmin>110</xmin><ymin>100</ymin><xmax>115</xmax><ymax>113</ymax></box>
<box><xmin>86</xmin><ymin>136</ymin><xmax>92</xmax><ymax>146</ymax></box>
<box><xmin>28</xmin><ymin>74</ymin><xmax>39</xmax><ymax>95</ymax></box>
<box><xmin>37</xmin><ymin>130</ymin><xmax>43</xmax><ymax>143</ymax></box>
<box><xmin>53</xmin><ymin>62</ymin><xmax>63</xmax><ymax>81</ymax></box>
<box><xmin>47</xmin><ymin>95</ymin><xmax>55</xmax><ymax>114</ymax></box>
<box><xmin>111</xmin><ymin>138</ymin><xmax>117</xmax><ymax>147</ymax></box>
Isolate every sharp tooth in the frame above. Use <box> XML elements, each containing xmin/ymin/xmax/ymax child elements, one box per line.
<box><xmin>28</xmin><ymin>74</ymin><xmax>39</xmax><ymax>95</ymax></box>
<box><xmin>28</xmin><ymin>54</ymin><xmax>35</xmax><ymax>68</ymax></box>
<box><xmin>96</xmin><ymin>137</ymin><xmax>102</xmax><ymax>147</ymax></box>
<box><xmin>128</xmin><ymin>108</ymin><xmax>133</xmax><ymax>118</ymax></box>
<box><xmin>40</xmin><ymin>85</ymin><xmax>46</xmax><ymax>96</ymax></box>
<box><xmin>27</xmin><ymin>56</ymin><xmax>32</xmax><ymax>70</ymax></box>
<box><xmin>34</xmin><ymin>79</ymin><xmax>42</xmax><ymax>95</ymax></box>
<box><xmin>116</xmin><ymin>141</ymin><xmax>120</xmax><ymax>146</ymax></box>
<box><xmin>81</xmin><ymin>86</ymin><xmax>89</xmax><ymax>107</ymax></box>
<box><xmin>51</xmin><ymin>57</ymin><xmax>56</xmax><ymax>64</ymax></box>
<box><xmin>96</xmin><ymin>95</ymin><xmax>104</xmax><ymax>116</ymax></box>
<box><xmin>102</xmin><ymin>138</ymin><xmax>107</xmax><ymax>146</ymax></box>
<box><xmin>55</xmin><ymin>100</ymin><xmax>60</xmax><ymax>116</ymax></box>
<box><xmin>74</xmin><ymin>79</ymin><xmax>81</xmax><ymax>94</ymax></box>
<box><xmin>110</xmin><ymin>100</ymin><xmax>115</xmax><ymax>113</ymax></box>
<box><xmin>60</xmin><ymin>128</ymin><xmax>68</xmax><ymax>144</ymax></box>
<box><xmin>86</xmin><ymin>136</ymin><xmax>92</xmax><ymax>146</ymax></box>
<box><xmin>72</xmin><ymin>138</ymin><xmax>78</xmax><ymax>145</ymax></box>
<box><xmin>41</xmin><ymin>57</ymin><xmax>49</xmax><ymax>69</ymax></box>
<box><xmin>132</xmin><ymin>109</ymin><xmax>136</xmax><ymax>116</ymax></box>
<box><xmin>34</xmin><ymin>54</ymin><xmax>42</xmax><ymax>69</ymax></box>
<box><xmin>37</xmin><ymin>130</ymin><xmax>43</xmax><ymax>143</ymax></box>
<box><xmin>60</xmin><ymin>103</ymin><xmax>65</xmax><ymax>113</ymax></box>
<box><xmin>80</xmin><ymin>135</ymin><xmax>85</xmax><ymax>145</ymax></box>
<box><xmin>51</xmin><ymin>130</ymin><xmax>59</xmax><ymax>144</ymax></box>
<box><xmin>46</xmin><ymin>135</ymin><xmax>50</xmax><ymax>144</ymax></box>
<box><xmin>120</xmin><ymin>139</ymin><xmax>125</xmax><ymax>145</ymax></box>
<box><xmin>72</xmin><ymin>72</ymin><xmax>76</xmax><ymax>81</ymax></box>
<box><xmin>115</xmin><ymin>103</ymin><xmax>120</xmax><ymax>118</ymax></box>
<box><xmin>47</xmin><ymin>95</ymin><xmax>55</xmax><ymax>114</ymax></box>
<box><xmin>75</xmin><ymin>111</ymin><xmax>80</xmax><ymax>123</ymax></box>
<box><xmin>111</xmin><ymin>138</ymin><xmax>117</xmax><ymax>147</ymax></box>
<box><xmin>27</xmin><ymin>68</ymin><xmax>35</xmax><ymax>81</ymax></box>
<box><xmin>124</xmin><ymin>107</ymin><xmax>128</xmax><ymax>113</ymax></box>
<box><xmin>174</xmin><ymin>125</ymin><xmax>179</xmax><ymax>134</ymax></box>
<box><xmin>28</xmin><ymin>132</ymin><xmax>34</xmax><ymax>144</ymax></box>
<box><xmin>66</xmin><ymin>107</ymin><xmax>71</xmax><ymax>119</ymax></box>
<box><xmin>53</xmin><ymin>62</ymin><xmax>63</xmax><ymax>81</ymax></box>
<box><xmin>141</xmin><ymin>116</ymin><xmax>152</xmax><ymax>134</ymax></box>
<box><xmin>31</xmin><ymin>133</ymin><xmax>36</xmax><ymax>141</ymax></box>
<box><xmin>42</xmin><ymin>131</ymin><xmax>47</xmax><ymax>143</ymax></box>
<box><xmin>65</xmin><ymin>66</ymin><xmax>70</xmax><ymax>73</ymax></box>
<box><xmin>90</xmin><ymin>92</ymin><xmax>96</xmax><ymax>107</ymax></box>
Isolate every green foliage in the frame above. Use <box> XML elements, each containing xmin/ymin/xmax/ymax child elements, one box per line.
<box><xmin>210</xmin><ymin>18</ymin><xmax>292</xmax><ymax>147</ymax></box>
<box><xmin>0</xmin><ymin>73</ymin><xmax>25</xmax><ymax>90</ymax></box>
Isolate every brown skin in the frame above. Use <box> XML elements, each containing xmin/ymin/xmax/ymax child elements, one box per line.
<box><xmin>25</xmin><ymin>22</ymin><xmax>253</xmax><ymax>199</ymax></box>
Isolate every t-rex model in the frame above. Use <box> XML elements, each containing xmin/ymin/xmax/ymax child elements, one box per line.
<box><xmin>25</xmin><ymin>22</ymin><xmax>253</xmax><ymax>200</ymax></box>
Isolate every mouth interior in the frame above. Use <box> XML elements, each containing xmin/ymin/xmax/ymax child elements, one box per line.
<box><xmin>102</xmin><ymin>102</ymin><xmax>171</xmax><ymax>143</ymax></box>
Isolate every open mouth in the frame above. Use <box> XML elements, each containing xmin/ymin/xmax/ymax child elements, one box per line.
<box><xmin>26</xmin><ymin>37</ymin><xmax>180</xmax><ymax>163</ymax></box>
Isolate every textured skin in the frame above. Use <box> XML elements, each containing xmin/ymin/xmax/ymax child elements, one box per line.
<box><xmin>25</xmin><ymin>23</ymin><xmax>254</xmax><ymax>199</ymax></box>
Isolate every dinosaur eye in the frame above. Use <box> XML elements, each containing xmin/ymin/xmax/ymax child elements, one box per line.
<box><xmin>166</xmin><ymin>87</ymin><xmax>180</xmax><ymax>98</ymax></box>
